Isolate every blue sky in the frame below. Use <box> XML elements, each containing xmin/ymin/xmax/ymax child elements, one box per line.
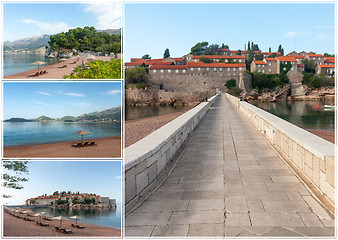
<box><xmin>124</xmin><ymin>2</ymin><xmax>335</xmax><ymax>61</ymax></box>
<box><xmin>3</xmin><ymin>82</ymin><xmax>122</xmax><ymax>119</ymax></box>
<box><xmin>3</xmin><ymin>161</ymin><xmax>122</xmax><ymax>205</ymax></box>
<box><xmin>3</xmin><ymin>2</ymin><xmax>121</xmax><ymax>41</ymax></box>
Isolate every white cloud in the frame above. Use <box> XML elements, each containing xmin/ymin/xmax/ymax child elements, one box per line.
<box><xmin>84</xmin><ymin>2</ymin><xmax>121</xmax><ymax>29</ymax></box>
<box><xmin>21</xmin><ymin>19</ymin><xmax>72</xmax><ymax>34</ymax></box>
<box><xmin>316</xmin><ymin>34</ymin><xmax>326</xmax><ymax>39</ymax></box>
<box><xmin>37</xmin><ymin>91</ymin><xmax>52</xmax><ymax>96</ymax></box>
<box><xmin>315</xmin><ymin>25</ymin><xmax>333</xmax><ymax>29</ymax></box>
<box><xmin>114</xmin><ymin>176</ymin><xmax>121</xmax><ymax>180</ymax></box>
<box><xmin>105</xmin><ymin>90</ymin><xmax>121</xmax><ymax>95</ymax></box>
<box><xmin>64</xmin><ymin>93</ymin><xmax>84</xmax><ymax>97</ymax></box>
<box><xmin>285</xmin><ymin>31</ymin><xmax>310</xmax><ymax>38</ymax></box>
<box><xmin>32</xmin><ymin>100</ymin><xmax>55</xmax><ymax>107</ymax></box>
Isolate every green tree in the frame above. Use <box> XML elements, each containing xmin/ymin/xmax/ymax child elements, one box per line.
<box><xmin>221</xmin><ymin>43</ymin><xmax>229</xmax><ymax>49</ymax></box>
<box><xmin>269</xmin><ymin>47</ymin><xmax>271</xmax><ymax>52</ymax></box>
<box><xmin>53</xmin><ymin>191</ymin><xmax>59</xmax><ymax>196</ymax></box>
<box><xmin>247</xmin><ymin>41</ymin><xmax>251</xmax><ymax>50</ymax></box>
<box><xmin>190</xmin><ymin>42</ymin><xmax>209</xmax><ymax>55</ymax></box>
<box><xmin>324</xmin><ymin>53</ymin><xmax>335</xmax><ymax>57</ymax></box>
<box><xmin>3</xmin><ymin>161</ymin><xmax>29</xmax><ymax>198</ymax></box>
<box><xmin>302</xmin><ymin>58</ymin><xmax>317</xmax><ymax>73</ymax></box>
<box><xmin>277</xmin><ymin>45</ymin><xmax>284</xmax><ymax>56</ymax></box>
<box><xmin>125</xmin><ymin>66</ymin><xmax>148</xmax><ymax>83</ymax></box>
<box><xmin>199</xmin><ymin>57</ymin><xmax>213</xmax><ymax>63</ymax></box>
<box><xmin>237</xmin><ymin>50</ymin><xmax>242</xmax><ymax>55</ymax></box>
<box><xmin>163</xmin><ymin>48</ymin><xmax>170</xmax><ymax>58</ymax></box>
<box><xmin>142</xmin><ymin>54</ymin><xmax>151</xmax><ymax>59</ymax></box>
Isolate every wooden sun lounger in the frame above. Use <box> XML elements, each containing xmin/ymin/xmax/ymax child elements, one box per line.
<box><xmin>83</xmin><ymin>142</ymin><xmax>89</xmax><ymax>147</ymax></box>
<box><xmin>58</xmin><ymin>65</ymin><xmax>67</xmax><ymax>68</ymax></box>
<box><xmin>89</xmin><ymin>141</ymin><xmax>97</xmax><ymax>146</ymax></box>
<box><xmin>27</xmin><ymin>72</ymin><xmax>39</xmax><ymax>77</ymax></box>
<box><xmin>71</xmin><ymin>223</ymin><xmax>84</xmax><ymax>229</ymax></box>
<box><xmin>36</xmin><ymin>220</ymin><xmax>49</xmax><ymax>226</ymax></box>
<box><xmin>60</xmin><ymin>228</ymin><xmax>72</xmax><ymax>234</ymax></box>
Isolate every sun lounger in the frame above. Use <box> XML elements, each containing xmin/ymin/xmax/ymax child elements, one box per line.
<box><xmin>71</xmin><ymin>143</ymin><xmax>83</xmax><ymax>148</ymax></box>
<box><xmin>27</xmin><ymin>72</ymin><xmax>39</xmax><ymax>77</ymax></box>
<box><xmin>71</xmin><ymin>223</ymin><xmax>84</xmax><ymax>229</ymax></box>
<box><xmin>83</xmin><ymin>142</ymin><xmax>89</xmax><ymax>147</ymax></box>
<box><xmin>89</xmin><ymin>142</ymin><xmax>97</xmax><ymax>146</ymax></box>
<box><xmin>54</xmin><ymin>226</ymin><xmax>61</xmax><ymax>232</ymax></box>
<box><xmin>76</xmin><ymin>225</ymin><xmax>84</xmax><ymax>229</ymax></box>
<box><xmin>42</xmin><ymin>216</ymin><xmax>51</xmax><ymax>221</ymax></box>
<box><xmin>42</xmin><ymin>70</ymin><xmax>47</xmax><ymax>74</ymax></box>
<box><xmin>60</xmin><ymin>228</ymin><xmax>72</xmax><ymax>234</ymax></box>
<box><xmin>58</xmin><ymin>65</ymin><xmax>67</xmax><ymax>68</ymax></box>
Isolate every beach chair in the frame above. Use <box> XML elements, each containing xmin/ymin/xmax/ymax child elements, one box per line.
<box><xmin>76</xmin><ymin>224</ymin><xmax>84</xmax><ymax>229</ymax></box>
<box><xmin>58</xmin><ymin>65</ymin><xmax>67</xmax><ymax>68</ymax></box>
<box><xmin>42</xmin><ymin>216</ymin><xmax>51</xmax><ymax>221</ymax></box>
<box><xmin>83</xmin><ymin>142</ymin><xmax>89</xmax><ymax>147</ymax></box>
<box><xmin>27</xmin><ymin>72</ymin><xmax>39</xmax><ymax>77</ymax></box>
<box><xmin>89</xmin><ymin>142</ymin><xmax>97</xmax><ymax>146</ymax></box>
<box><xmin>40</xmin><ymin>222</ymin><xmax>49</xmax><ymax>226</ymax></box>
<box><xmin>60</xmin><ymin>228</ymin><xmax>72</xmax><ymax>234</ymax></box>
<box><xmin>71</xmin><ymin>143</ymin><xmax>82</xmax><ymax>148</ymax></box>
<box><xmin>54</xmin><ymin>226</ymin><xmax>61</xmax><ymax>232</ymax></box>
<box><xmin>39</xmin><ymin>71</ymin><xmax>43</xmax><ymax>75</ymax></box>
<box><xmin>42</xmin><ymin>70</ymin><xmax>47</xmax><ymax>74</ymax></box>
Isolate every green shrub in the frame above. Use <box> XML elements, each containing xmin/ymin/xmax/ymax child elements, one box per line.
<box><xmin>228</xmin><ymin>87</ymin><xmax>243</xmax><ymax>96</ymax></box>
<box><xmin>302</xmin><ymin>72</ymin><xmax>334</xmax><ymax>88</ymax></box>
<box><xmin>251</xmin><ymin>72</ymin><xmax>288</xmax><ymax>91</ymax></box>
<box><xmin>225</xmin><ymin>79</ymin><xmax>236</xmax><ymax>89</ymax></box>
<box><xmin>125</xmin><ymin>66</ymin><xmax>148</xmax><ymax>83</ymax></box>
<box><xmin>63</xmin><ymin>58</ymin><xmax>121</xmax><ymax>79</ymax></box>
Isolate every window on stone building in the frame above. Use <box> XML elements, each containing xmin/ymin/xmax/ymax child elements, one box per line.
<box><xmin>161</xmin><ymin>69</ymin><xmax>164</xmax><ymax>73</ymax></box>
<box><xmin>220</xmin><ymin>68</ymin><xmax>223</xmax><ymax>71</ymax></box>
<box><xmin>214</xmin><ymin>68</ymin><xmax>217</xmax><ymax>71</ymax></box>
<box><xmin>176</xmin><ymin>70</ymin><xmax>179</xmax><ymax>73</ymax></box>
<box><xmin>191</xmin><ymin>68</ymin><xmax>194</xmax><ymax>71</ymax></box>
<box><xmin>153</xmin><ymin>70</ymin><xmax>156</xmax><ymax>73</ymax></box>
<box><xmin>233</xmin><ymin>68</ymin><xmax>236</xmax><ymax>71</ymax></box>
<box><xmin>198</xmin><ymin>68</ymin><xmax>200</xmax><ymax>71</ymax></box>
<box><xmin>207</xmin><ymin>67</ymin><xmax>209</xmax><ymax>71</ymax></box>
<box><xmin>228</xmin><ymin>68</ymin><xmax>230</xmax><ymax>71</ymax></box>
<box><xmin>262</xmin><ymin>70</ymin><xmax>265</xmax><ymax>73</ymax></box>
<box><xmin>269</xmin><ymin>63</ymin><xmax>271</xmax><ymax>66</ymax></box>
<box><xmin>168</xmin><ymin>69</ymin><xmax>171</xmax><ymax>73</ymax></box>
<box><xmin>183</xmin><ymin>70</ymin><xmax>186</xmax><ymax>73</ymax></box>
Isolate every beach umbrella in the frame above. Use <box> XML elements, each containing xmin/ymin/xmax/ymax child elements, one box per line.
<box><xmin>51</xmin><ymin>216</ymin><xmax>64</xmax><ymax>227</ymax></box>
<box><xmin>34</xmin><ymin>211</ymin><xmax>45</xmax><ymax>221</ymax></box>
<box><xmin>69</xmin><ymin>215</ymin><xmax>81</xmax><ymax>225</ymax></box>
<box><xmin>31</xmin><ymin>61</ymin><xmax>46</xmax><ymax>70</ymax></box>
<box><xmin>73</xmin><ymin>130</ymin><xmax>92</xmax><ymax>142</ymax></box>
<box><xmin>59</xmin><ymin>58</ymin><xmax>67</xmax><ymax>61</ymax></box>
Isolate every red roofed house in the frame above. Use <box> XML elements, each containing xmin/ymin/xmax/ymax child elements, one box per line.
<box><xmin>250</xmin><ymin>58</ymin><xmax>278</xmax><ymax>74</ymax></box>
<box><xmin>316</xmin><ymin>65</ymin><xmax>335</xmax><ymax>76</ymax></box>
<box><xmin>260</xmin><ymin>52</ymin><xmax>281</xmax><ymax>58</ymax></box>
<box><xmin>276</xmin><ymin>56</ymin><xmax>298</xmax><ymax>73</ymax></box>
<box><xmin>306</xmin><ymin>54</ymin><xmax>325</xmax><ymax>65</ymax></box>
<box><xmin>191</xmin><ymin>55</ymin><xmax>245</xmax><ymax>63</ymax></box>
<box><xmin>324</xmin><ymin>57</ymin><xmax>335</xmax><ymax>65</ymax></box>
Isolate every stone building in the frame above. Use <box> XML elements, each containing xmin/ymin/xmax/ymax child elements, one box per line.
<box><xmin>250</xmin><ymin>58</ymin><xmax>278</xmax><ymax>74</ymax></box>
<box><xmin>190</xmin><ymin>55</ymin><xmax>245</xmax><ymax>63</ymax></box>
<box><xmin>316</xmin><ymin>65</ymin><xmax>335</xmax><ymax>76</ymax></box>
<box><xmin>305</xmin><ymin>54</ymin><xmax>325</xmax><ymax>65</ymax></box>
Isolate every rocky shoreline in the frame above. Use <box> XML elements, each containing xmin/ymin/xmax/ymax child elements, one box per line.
<box><xmin>241</xmin><ymin>86</ymin><xmax>335</xmax><ymax>102</ymax></box>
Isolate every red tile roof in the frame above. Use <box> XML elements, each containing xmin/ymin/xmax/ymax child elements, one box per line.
<box><xmin>260</xmin><ymin>52</ymin><xmax>281</xmax><ymax>55</ymax></box>
<box><xmin>172</xmin><ymin>58</ymin><xmax>183</xmax><ymax>62</ymax></box>
<box><xmin>324</xmin><ymin>59</ymin><xmax>335</xmax><ymax>63</ymax></box>
<box><xmin>286</xmin><ymin>51</ymin><xmax>297</xmax><ymax>56</ymax></box>
<box><xmin>187</xmin><ymin>62</ymin><xmax>246</xmax><ymax>68</ymax></box>
<box><xmin>308</xmin><ymin>54</ymin><xmax>324</xmax><ymax>58</ymax></box>
<box><xmin>130</xmin><ymin>58</ymin><xmax>143</xmax><ymax>62</ymax></box>
<box><xmin>276</xmin><ymin>56</ymin><xmax>297</xmax><ymax>62</ymax></box>
<box><xmin>153</xmin><ymin>61</ymin><xmax>173</xmax><ymax>65</ymax></box>
<box><xmin>149</xmin><ymin>65</ymin><xmax>187</xmax><ymax>70</ymax></box>
<box><xmin>265</xmin><ymin>58</ymin><xmax>277</xmax><ymax>61</ymax></box>
<box><xmin>218</xmin><ymin>49</ymin><xmax>230</xmax><ymax>52</ymax></box>
<box><xmin>325</xmin><ymin>57</ymin><xmax>335</xmax><ymax>60</ymax></box>
<box><xmin>192</xmin><ymin>55</ymin><xmax>245</xmax><ymax>59</ymax></box>
<box><xmin>253</xmin><ymin>61</ymin><xmax>266</xmax><ymax>65</ymax></box>
<box><xmin>291</xmin><ymin>55</ymin><xmax>305</xmax><ymax>59</ymax></box>
<box><xmin>297</xmin><ymin>64</ymin><xmax>304</xmax><ymax>68</ymax></box>
<box><xmin>319</xmin><ymin>65</ymin><xmax>335</xmax><ymax>68</ymax></box>
<box><xmin>125</xmin><ymin>62</ymin><xmax>146</xmax><ymax>66</ymax></box>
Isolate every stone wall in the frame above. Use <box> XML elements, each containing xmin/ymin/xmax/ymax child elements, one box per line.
<box><xmin>124</xmin><ymin>94</ymin><xmax>218</xmax><ymax>211</ymax></box>
<box><xmin>126</xmin><ymin>87</ymin><xmax>218</xmax><ymax>105</ymax></box>
<box><xmin>148</xmin><ymin>67</ymin><xmax>245</xmax><ymax>93</ymax></box>
<box><xmin>227</xmin><ymin>94</ymin><xmax>335</xmax><ymax>206</ymax></box>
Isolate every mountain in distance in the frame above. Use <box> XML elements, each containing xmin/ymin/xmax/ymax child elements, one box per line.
<box><xmin>4</xmin><ymin>28</ymin><xmax>122</xmax><ymax>52</ymax></box>
<box><xmin>4</xmin><ymin>106</ymin><xmax>121</xmax><ymax>122</ymax></box>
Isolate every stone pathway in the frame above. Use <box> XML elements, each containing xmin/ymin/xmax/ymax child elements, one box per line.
<box><xmin>125</xmin><ymin>94</ymin><xmax>335</xmax><ymax>237</ymax></box>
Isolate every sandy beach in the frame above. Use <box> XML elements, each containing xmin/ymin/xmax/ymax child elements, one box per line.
<box><xmin>3</xmin><ymin>136</ymin><xmax>121</xmax><ymax>158</ymax></box>
<box><xmin>3</xmin><ymin>210</ymin><xmax>121</xmax><ymax>237</ymax></box>
<box><xmin>125</xmin><ymin>111</ymin><xmax>188</xmax><ymax>147</ymax></box>
<box><xmin>4</xmin><ymin>55</ymin><xmax>112</xmax><ymax>79</ymax></box>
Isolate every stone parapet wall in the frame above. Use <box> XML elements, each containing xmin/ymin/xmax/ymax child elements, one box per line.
<box><xmin>124</xmin><ymin>94</ymin><xmax>218</xmax><ymax>211</ymax></box>
<box><xmin>226</xmin><ymin>94</ymin><xmax>335</xmax><ymax>206</ymax></box>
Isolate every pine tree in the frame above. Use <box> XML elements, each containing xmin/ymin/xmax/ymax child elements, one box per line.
<box><xmin>163</xmin><ymin>48</ymin><xmax>170</xmax><ymax>58</ymax></box>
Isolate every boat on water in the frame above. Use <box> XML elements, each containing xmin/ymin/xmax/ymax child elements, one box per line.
<box><xmin>324</xmin><ymin>105</ymin><xmax>336</xmax><ymax>111</ymax></box>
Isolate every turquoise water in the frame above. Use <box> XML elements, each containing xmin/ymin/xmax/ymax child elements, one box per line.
<box><xmin>4</xmin><ymin>122</ymin><xmax>121</xmax><ymax>147</ymax></box>
<box><xmin>4</xmin><ymin>53</ymin><xmax>58</xmax><ymax>76</ymax></box>
<box><xmin>29</xmin><ymin>203</ymin><xmax>121</xmax><ymax>229</ymax></box>
<box><xmin>252</xmin><ymin>100</ymin><xmax>334</xmax><ymax>131</ymax></box>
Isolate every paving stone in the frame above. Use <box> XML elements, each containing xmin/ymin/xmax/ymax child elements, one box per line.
<box><xmin>224</xmin><ymin>226</ymin><xmax>245</xmax><ymax>237</ymax></box>
<box><xmin>224</xmin><ymin>213</ymin><xmax>251</xmax><ymax>226</ymax></box>
<box><xmin>224</xmin><ymin>183</ymin><xmax>245</xmax><ymax>196</ymax></box>
<box><xmin>188</xmin><ymin>223</ymin><xmax>224</xmax><ymax>237</ymax></box>
<box><xmin>133</xmin><ymin>200</ymin><xmax>189</xmax><ymax>213</ymax></box>
<box><xmin>225</xmin><ymin>196</ymin><xmax>248</xmax><ymax>213</ymax></box>
<box><xmin>151</xmin><ymin>224</ymin><xmax>189</xmax><ymax>237</ymax></box>
<box><xmin>298</xmin><ymin>212</ymin><xmax>325</xmax><ymax>227</ymax></box>
<box><xmin>302</xmin><ymin>196</ymin><xmax>332</xmax><ymax>220</ymax></box>
<box><xmin>264</xmin><ymin>226</ymin><xmax>303</xmax><ymax>236</ymax></box>
<box><xmin>182</xmin><ymin>190</ymin><xmax>224</xmax><ymax>200</ymax></box>
<box><xmin>292</xmin><ymin>226</ymin><xmax>335</xmax><ymax>236</ymax></box>
<box><xmin>126</xmin><ymin>212</ymin><xmax>172</xmax><ymax>226</ymax></box>
<box><xmin>271</xmin><ymin>175</ymin><xmax>300</xmax><ymax>183</ymax></box>
<box><xmin>247</xmin><ymin>200</ymin><xmax>264</xmax><ymax>212</ymax></box>
<box><xmin>241</xmin><ymin>226</ymin><xmax>274</xmax><ymax>236</ymax></box>
<box><xmin>188</xmin><ymin>199</ymin><xmax>224</xmax><ymax>210</ymax></box>
<box><xmin>125</xmin><ymin>226</ymin><xmax>155</xmax><ymax>237</ymax></box>
<box><xmin>169</xmin><ymin>210</ymin><xmax>224</xmax><ymax>224</ymax></box>
<box><xmin>250</xmin><ymin>212</ymin><xmax>305</xmax><ymax>227</ymax></box>
<box><xmin>261</xmin><ymin>200</ymin><xmax>311</xmax><ymax>212</ymax></box>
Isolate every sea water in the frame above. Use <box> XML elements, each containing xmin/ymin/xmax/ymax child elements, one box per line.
<box><xmin>252</xmin><ymin>100</ymin><xmax>334</xmax><ymax>131</ymax></box>
<box><xmin>3</xmin><ymin>53</ymin><xmax>58</xmax><ymax>76</ymax></box>
<box><xmin>29</xmin><ymin>203</ymin><xmax>122</xmax><ymax>229</ymax></box>
<box><xmin>3</xmin><ymin>122</ymin><xmax>121</xmax><ymax>147</ymax></box>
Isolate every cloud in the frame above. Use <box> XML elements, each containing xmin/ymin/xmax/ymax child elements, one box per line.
<box><xmin>64</xmin><ymin>93</ymin><xmax>84</xmax><ymax>97</ymax></box>
<box><xmin>21</xmin><ymin>19</ymin><xmax>72</xmax><ymax>34</ymax></box>
<box><xmin>37</xmin><ymin>91</ymin><xmax>52</xmax><ymax>96</ymax></box>
<box><xmin>285</xmin><ymin>31</ymin><xmax>310</xmax><ymax>38</ymax></box>
<box><xmin>114</xmin><ymin>176</ymin><xmax>121</xmax><ymax>180</ymax></box>
<box><xmin>69</xmin><ymin>102</ymin><xmax>97</xmax><ymax>109</ymax></box>
<box><xmin>84</xmin><ymin>2</ymin><xmax>121</xmax><ymax>29</ymax></box>
<box><xmin>32</xmin><ymin>100</ymin><xmax>55</xmax><ymax>107</ymax></box>
<box><xmin>105</xmin><ymin>90</ymin><xmax>121</xmax><ymax>95</ymax></box>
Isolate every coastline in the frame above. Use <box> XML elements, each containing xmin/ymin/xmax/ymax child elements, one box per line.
<box><xmin>4</xmin><ymin>55</ymin><xmax>112</xmax><ymax>79</ymax></box>
<box><xmin>3</xmin><ymin>136</ymin><xmax>121</xmax><ymax>158</ymax></box>
<box><xmin>3</xmin><ymin>210</ymin><xmax>121</xmax><ymax>237</ymax></box>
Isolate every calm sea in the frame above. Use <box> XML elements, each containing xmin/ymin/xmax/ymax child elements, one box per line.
<box><xmin>3</xmin><ymin>122</ymin><xmax>121</xmax><ymax>147</ymax></box>
<box><xmin>29</xmin><ymin>203</ymin><xmax>122</xmax><ymax>229</ymax></box>
<box><xmin>126</xmin><ymin>105</ymin><xmax>192</xmax><ymax>120</ymax></box>
<box><xmin>3</xmin><ymin>53</ymin><xmax>58</xmax><ymax>76</ymax></box>
<box><xmin>252</xmin><ymin>100</ymin><xmax>334</xmax><ymax>131</ymax></box>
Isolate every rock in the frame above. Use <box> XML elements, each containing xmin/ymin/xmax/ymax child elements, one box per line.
<box><xmin>34</xmin><ymin>47</ymin><xmax>46</xmax><ymax>55</ymax></box>
<box><xmin>45</xmin><ymin>46</ymin><xmax>58</xmax><ymax>58</ymax></box>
